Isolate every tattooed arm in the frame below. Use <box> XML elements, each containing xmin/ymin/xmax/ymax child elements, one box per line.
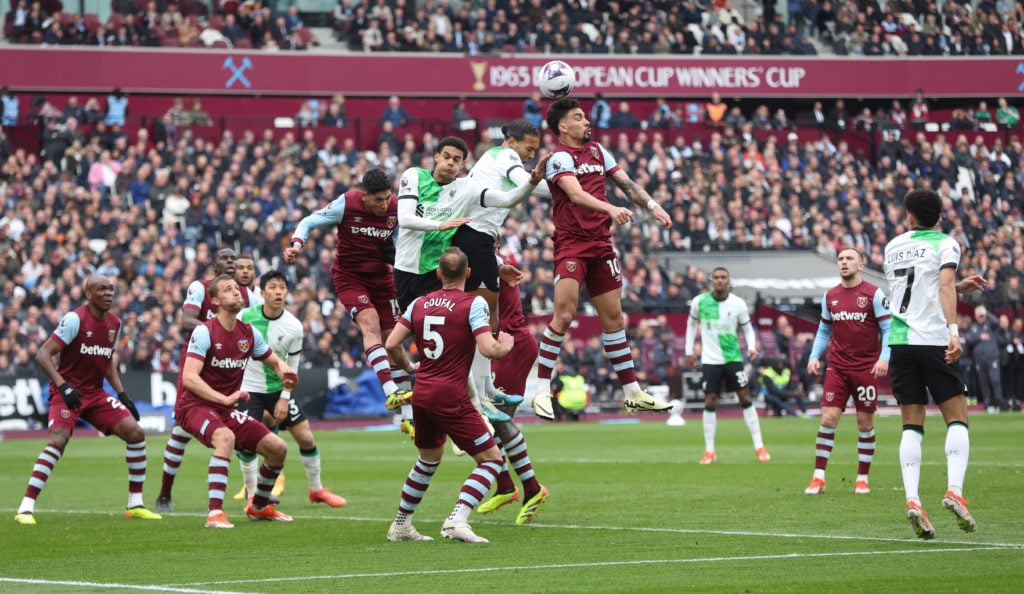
<box><xmin>610</xmin><ymin>170</ymin><xmax>672</xmax><ymax>228</ymax></box>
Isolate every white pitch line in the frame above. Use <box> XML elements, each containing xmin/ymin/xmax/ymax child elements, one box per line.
<box><xmin>177</xmin><ymin>547</ymin><xmax>1010</xmax><ymax>587</ymax></box>
<box><xmin>7</xmin><ymin>507</ymin><xmax>1020</xmax><ymax>549</ymax></box>
<box><xmin>0</xmin><ymin>577</ymin><xmax>253</xmax><ymax>594</ymax></box>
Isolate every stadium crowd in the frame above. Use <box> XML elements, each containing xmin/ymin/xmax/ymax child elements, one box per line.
<box><xmin>6</xmin><ymin>0</ymin><xmax>1024</xmax><ymax>56</ymax></box>
<box><xmin>1</xmin><ymin>85</ymin><xmax>1023</xmax><ymax>408</ymax></box>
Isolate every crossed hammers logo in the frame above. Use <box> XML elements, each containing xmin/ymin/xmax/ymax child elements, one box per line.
<box><xmin>223</xmin><ymin>56</ymin><xmax>254</xmax><ymax>89</ymax></box>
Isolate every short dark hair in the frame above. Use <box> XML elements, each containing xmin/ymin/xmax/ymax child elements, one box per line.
<box><xmin>435</xmin><ymin>136</ymin><xmax>468</xmax><ymax>160</ymax></box>
<box><xmin>501</xmin><ymin>118</ymin><xmax>539</xmax><ymax>142</ymax></box>
<box><xmin>712</xmin><ymin>266</ymin><xmax>730</xmax><ymax>277</ymax></box>
<box><xmin>259</xmin><ymin>269</ymin><xmax>289</xmax><ymax>291</ymax></box>
<box><xmin>438</xmin><ymin>247</ymin><xmax>468</xmax><ymax>282</ymax></box>
<box><xmin>361</xmin><ymin>168</ymin><xmax>391</xmax><ymax>194</ymax></box>
<box><xmin>545</xmin><ymin>97</ymin><xmax>582</xmax><ymax>135</ymax></box>
<box><xmin>903</xmin><ymin>189</ymin><xmax>941</xmax><ymax>228</ymax></box>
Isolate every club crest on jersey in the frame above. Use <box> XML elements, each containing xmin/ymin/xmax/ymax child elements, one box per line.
<box><xmin>238</xmin><ymin>340</ymin><xmax>250</xmax><ymax>353</ymax></box>
<box><xmin>566</xmin><ymin>261</ymin><xmax>577</xmax><ymax>273</ymax></box>
<box><xmin>590</xmin><ymin>146</ymin><xmax>600</xmax><ymax>160</ymax></box>
<box><xmin>387</xmin><ymin>216</ymin><xmax>397</xmax><ymax>228</ymax></box>
<box><xmin>824</xmin><ymin>392</ymin><xmax>835</xmax><ymax>403</ymax></box>
<box><xmin>108</xmin><ymin>329</ymin><xmax>117</xmax><ymax>342</ymax></box>
<box><xmin>358</xmin><ymin>295</ymin><xmax>370</xmax><ymax>304</ymax></box>
<box><xmin>857</xmin><ymin>296</ymin><xmax>868</xmax><ymax>308</ymax></box>
<box><xmin>60</xmin><ymin>408</ymin><xmax>71</xmax><ymax>419</ymax></box>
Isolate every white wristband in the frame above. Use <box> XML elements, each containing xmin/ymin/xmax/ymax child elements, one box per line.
<box><xmin>647</xmin><ymin>199</ymin><xmax>658</xmax><ymax>211</ymax></box>
<box><xmin>281</xmin><ymin>390</ymin><xmax>292</xmax><ymax>401</ymax></box>
<box><xmin>947</xmin><ymin>324</ymin><xmax>959</xmax><ymax>338</ymax></box>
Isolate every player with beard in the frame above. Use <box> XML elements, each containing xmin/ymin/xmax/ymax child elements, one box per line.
<box><xmin>530</xmin><ymin>97</ymin><xmax>672</xmax><ymax>421</ymax></box>
<box><xmin>805</xmin><ymin>247</ymin><xmax>891</xmax><ymax>495</ymax></box>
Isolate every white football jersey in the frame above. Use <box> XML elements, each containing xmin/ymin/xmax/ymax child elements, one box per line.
<box><xmin>466</xmin><ymin>146</ymin><xmax>551</xmax><ymax>238</ymax></box>
<box><xmin>686</xmin><ymin>292</ymin><xmax>755</xmax><ymax>365</ymax></box>
<box><xmin>884</xmin><ymin>228</ymin><xmax>960</xmax><ymax>346</ymax></box>
<box><xmin>239</xmin><ymin>305</ymin><xmax>303</xmax><ymax>393</ymax></box>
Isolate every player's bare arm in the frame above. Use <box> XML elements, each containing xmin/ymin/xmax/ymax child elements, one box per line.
<box><xmin>807</xmin><ymin>359</ymin><xmax>821</xmax><ymax>376</ymax></box>
<box><xmin>498</xmin><ymin>264</ymin><xmax>523</xmax><ymax>286</ymax></box>
<box><xmin>610</xmin><ymin>170</ymin><xmax>672</xmax><ymax>229</ymax></box>
<box><xmin>385</xmin><ymin>323</ymin><xmax>413</xmax><ymax>354</ymax></box>
<box><xmin>871</xmin><ymin>359</ymin><xmax>889</xmax><ymax>379</ymax></box>
<box><xmin>556</xmin><ymin>174</ymin><xmax>633</xmax><ymax>224</ymax></box>
<box><xmin>35</xmin><ymin>338</ymin><xmax>68</xmax><ymax>390</ymax></box>
<box><xmin>104</xmin><ymin>355</ymin><xmax>125</xmax><ymax>394</ymax></box>
<box><xmin>478</xmin><ymin>330</ymin><xmax>514</xmax><ymax>359</ymax></box>
<box><xmin>181</xmin><ymin>308</ymin><xmax>202</xmax><ymax>333</ymax></box>
<box><xmin>956</xmin><ymin>274</ymin><xmax>987</xmax><ymax>294</ymax></box>
<box><xmin>939</xmin><ymin>267</ymin><xmax>962</xmax><ymax>364</ymax></box>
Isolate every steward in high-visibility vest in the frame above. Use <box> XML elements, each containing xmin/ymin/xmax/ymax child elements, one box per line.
<box><xmin>759</xmin><ymin>359</ymin><xmax>809</xmax><ymax>418</ymax></box>
<box><xmin>556</xmin><ymin>374</ymin><xmax>589</xmax><ymax>411</ymax></box>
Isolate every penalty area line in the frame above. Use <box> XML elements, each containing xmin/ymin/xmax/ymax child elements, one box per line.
<box><xmin>0</xmin><ymin>577</ymin><xmax>253</xmax><ymax>594</ymax></box>
<box><xmin>177</xmin><ymin>546</ymin><xmax>1008</xmax><ymax>587</ymax></box>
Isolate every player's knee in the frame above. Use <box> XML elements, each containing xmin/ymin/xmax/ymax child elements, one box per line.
<box><xmin>211</xmin><ymin>428</ymin><xmax>235</xmax><ymax>452</ymax></box>
<box><xmin>124</xmin><ymin>424</ymin><xmax>146</xmax><ymax>443</ymax></box>
<box><xmin>47</xmin><ymin>429</ymin><xmax>70</xmax><ymax>451</ymax></box>
<box><xmin>262</xmin><ymin>434</ymin><xmax>288</xmax><ymax>462</ymax></box>
<box><xmin>295</xmin><ymin>433</ymin><xmax>315</xmax><ymax>451</ymax></box>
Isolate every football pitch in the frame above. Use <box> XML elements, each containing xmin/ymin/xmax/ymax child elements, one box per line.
<box><xmin>1</xmin><ymin>411</ymin><xmax>1022</xmax><ymax>593</ymax></box>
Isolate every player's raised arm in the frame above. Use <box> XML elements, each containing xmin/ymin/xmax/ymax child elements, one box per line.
<box><xmin>285</xmin><ymin>195</ymin><xmax>348</xmax><ymax>263</ymax></box>
<box><xmin>480</xmin><ymin>153</ymin><xmax>549</xmax><ymax>208</ymax></box>
<box><xmin>610</xmin><ymin>169</ymin><xmax>671</xmax><ymax>229</ymax></box>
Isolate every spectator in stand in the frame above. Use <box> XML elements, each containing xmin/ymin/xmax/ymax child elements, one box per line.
<box><xmin>590</xmin><ymin>93</ymin><xmax>611</xmax><ymax>130</ymax></box>
<box><xmin>284</xmin><ymin>5</ymin><xmax>303</xmax><ymax>33</ymax></box>
<box><xmin>723</xmin><ymin>106</ymin><xmax>746</xmax><ymax>130</ymax></box>
<box><xmin>323</xmin><ymin>95</ymin><xmax>346</xmax><ymax>127</ymax></box>
<box><xmin>973</xmin><ymin>100</ymin><xmax>994</xmax><ymax>127</ymax></box>
<box><xmin>704</xmin><ymin>92</ymin><xmax>727</xmax><ymax>128</ymax></box>
<box><xmin>910</xmin><ymin>89</ymin><xmax>930</xmax><ymax>130</ymax></box>
<box><xmin>608</xmin><ymin>101</ymin><xmax>641</xmax><ymax>128</ymax></box>
<box><xmin>221</xmin><ymin>13</ymin><xmax>245</xmax><ymax>45</ymax></box>
<box><xmin>827</xmin><ymin>99</ymin><xmax>848</xmax><ymax>132</ymax></box>
<box><xmin>1</xmin><ymin>87</ymin><xmax>19</xmax><ymax>126</ymax></box>
<box><xmin>105</xmin><ymin>88</ymin><xmax>128</xmax><ymax>126</ymax></box>
<box><xmin>967</xmin><ymin>305</ymin><xmax>1007</xmax><ymax>413</ymax></box>
<box><xmin>523</xmin><ymin>91</ymin><xmax>542</xmax><ymax>128</ymax></box>
<box><xmin>996</xmin><ymin>97</ymin><xmax>1020</xmax><ymax>128</ymax></box>
<box><xmin>188</xmin><ymin>100</ymin><xmax>210</xmax><ymax>127</ymax></box>
<box><xmin>380</xmin><ymin>95</ymin><xmax>411</xmax><ymax>128</ymax></box>
<box><xmin>452</xmin><ymin>99</ymin><xmax>473</xmax><ymax>129</ymax></box>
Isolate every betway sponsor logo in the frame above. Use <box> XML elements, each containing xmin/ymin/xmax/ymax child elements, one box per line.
<box><xmin>80</xmin><ymin>344</ymin><xmax>114</xmax><ymax>357</ymax></box>
<box><xmin>488</xmin><ymin>65</ymin><xmax>807</xmax><ymax>91</ymax></box>
<box><xmin>577</xmin><ymin>163</ymin><xmax>605</xmax><ymax>175</ymax></box>
<box><xmin>832</xmin><ymin>310</ymin><xmax>868</xmax><ymax>322</ymax></box>
<box><xmin>350</xmin><ymin>225</ymin><xmax>393</xmax><ymax>238</ymax></box>
<box><xmin>210</xmin><ymin>356</ymin><xmax>248</xmax><ymax>369</ymax></box>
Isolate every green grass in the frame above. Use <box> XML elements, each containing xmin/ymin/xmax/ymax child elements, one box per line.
<box><xmin>1</xmin><ymin>412</ymin><xmax>1022</xmax><ymax>593</ymax></box>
